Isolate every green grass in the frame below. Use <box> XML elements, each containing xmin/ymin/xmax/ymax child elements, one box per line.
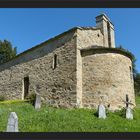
<box><xmin>1</xmin><ymin>97</ymin><xmax>140</xmax><ymax>132</ymax></box>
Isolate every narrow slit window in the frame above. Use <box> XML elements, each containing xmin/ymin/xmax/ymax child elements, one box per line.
<box><xmin>52</xmin><ymin>54</ymin><xmax>57</xmax><ymax>69</ymax></box>
<box><xmin>129</xmin><ymin>66</ymin><xmax>133</xmax><ymax>81</ymax></box>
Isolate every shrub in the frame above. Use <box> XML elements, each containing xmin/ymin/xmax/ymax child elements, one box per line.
<box><xmin>25</xmin><ymin>93</ymin><xmax>36</xmax><ymax>106</ymax></box>
<box><xmin>0</xmin><ymin>95</ymin><xmax>5</xmax><ymax>101</ymax></box>
<box><xmin>114</xmin><ymin>108</ymin><xmax>126</xmax><ymax>118</ymax></box>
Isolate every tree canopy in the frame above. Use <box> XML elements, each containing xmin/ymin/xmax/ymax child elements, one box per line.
<box><xmin>0</xmin><ymin>40</ymin><xmax>17</xmax><ymax>65</ymax></box>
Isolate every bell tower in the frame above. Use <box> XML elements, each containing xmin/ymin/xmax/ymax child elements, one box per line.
<box><xmin>96</xmin><ymin>13</ymin><xmax>115</xmax><ymax>48</ymax></box>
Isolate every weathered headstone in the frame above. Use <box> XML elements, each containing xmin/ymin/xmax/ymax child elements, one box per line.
<box><xmin>126</xmin><ymin>107</ymin><xmax>133</xmax><ymax>120</ymax></box>
<box><xmin>98</xmin><ymin>104</ymin><xmax>106</xmax><ymax>119</ymax></box>
<box><xmin>35</xmin><ymin>94</ymin><xmax>41</xmax><ymax>109</ymax></box>
<box><xmin>7</xmin><ymin>112</ymin><xmax>18</xmax><ymax>132</ymax></box>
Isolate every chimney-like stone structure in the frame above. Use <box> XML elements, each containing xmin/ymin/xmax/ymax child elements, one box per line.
<box><xmin>96</xmin><ymin>13</ymin><xmax>115</xmax><ymax>48</ymax></box>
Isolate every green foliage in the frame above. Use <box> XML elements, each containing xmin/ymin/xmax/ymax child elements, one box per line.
<box><xmin>134</xmin><ymin>73</ymin><xmax>140</xmax><ymax>96</ymax></box>
<box><xmin>0</xmin><ymin>40</ymin><xmax>17</xmax><ymax>65</ymax></box>
<box><xmin>0</xmin><ymin>97</ymin><xmax>140</xmax><ymax>132</ymax></box>
<box><xmin>0</xmin><ymin>95</ymin><xmax>5</xmax><ymax>101</ymax></box>
<box><xmin>0</xmin><ymin>100</ymin><xmax>27</xmax><ymax>104</ymax></box>
<box><xmin>114</xmin><ymin>107</ymin><xmax>126</xmax><ymax>118</ymax></box>
<box><xmin>25</xmin><ymin>93</ymin><xmax>36</xmax><ymax>106</ymax></box>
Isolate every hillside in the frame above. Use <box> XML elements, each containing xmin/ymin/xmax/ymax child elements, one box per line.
<box><xmin>0</xmin><ymin>97</ymin><xmax>140</xmax><ymax>132</ymax></box>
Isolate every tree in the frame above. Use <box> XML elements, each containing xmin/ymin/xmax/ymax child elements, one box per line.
<box><xmin>134</xmin><ymin>73</ymin><xmax>140</xmax><ymax>96</ymax></box>
<box><xmin>0</xmin><ymin>40</ymin><xmax>17</xmax><ymax>64</ymax></box>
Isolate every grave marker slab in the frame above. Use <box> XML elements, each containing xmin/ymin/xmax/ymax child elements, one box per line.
<box><xmin>7</xmin><ymin>112</ymin><xmax>18</xmax><ymax>132</ymax></box>
<box><xmin>126</xmin><ymin>107</ymin><xmax>133</xmax><ymax>120</ymax></box>
<box><xmin>98</xmin><ymin>104</ymin><xmax>106</xmax><ymax>119</ymax></box>
<box><xmin>35</xmin><ymin>94</ymin><xmax>41</xmax><ymax>109</ymax></box>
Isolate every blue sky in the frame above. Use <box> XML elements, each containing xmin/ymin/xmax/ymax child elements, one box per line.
<box><xmin>0</xmin><ymin>8</ymin><xmax>140</xmax><ymax>72</ymax></box>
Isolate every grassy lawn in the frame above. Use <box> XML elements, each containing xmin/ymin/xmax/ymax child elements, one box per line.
<box><xmin>0</xmin><ymin>97</ymin><xmax>140</xmax><ymax>132</ymax></box>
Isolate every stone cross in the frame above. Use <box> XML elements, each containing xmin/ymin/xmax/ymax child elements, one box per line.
<box><xmin>121</xmin><ymin>94</ymin><xmax>134</xmax><ymax>108</ymax></box>
<box><xmin>7</xmin><ymin>112</ymin><xmax>18</xmax><ymax>132</ymax></box>
<box><xmin>126</xmin><ymin>94</ymin><xmax>129</xmax><ymax>108</ymax></box>
<box><xmin>35</xmin><ymin>94</ymin><xmax>41</xmax><ymax>109</ymax></box>
<box><xmin>125</xmin><ymin>94</ymin><xmax>134</xmax><ymax>107</ymax></box>
<box><xmin>98</xmin><ymin>104</ymin><xmax>106</xmax><ymax>119</ymax></box>
<box><xmin>126</xmin><ymin>107</ymin><xmax>133</xmax><ymax>120</ymax></box>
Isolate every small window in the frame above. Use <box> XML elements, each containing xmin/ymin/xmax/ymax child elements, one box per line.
<box><xmin>129</xmin><ymin>66</ymin><xmax>133</xmax><ymax>81</ymax></box>
<box><xmin>52</xmin><ymin>54</ymin><xmax>57</xmax><ymax>69</ymax></box>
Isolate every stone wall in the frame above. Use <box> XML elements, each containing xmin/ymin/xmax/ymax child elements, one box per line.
<box><xmin>77</xmin><ymin>28</ymin><xmax>104</xmax><ymax>49</ymax></box>
<box><xmin>0</xmin><ymin>28</ymin><xmax>76</xmax><ymax>72</ymax></box>
<box><xmin>96</xmin><ymin>14</ymin><xmax>115</xmax><ymax>48</ymax></box>
<box><xmin>76</xmin><ymin>28</ymin><xmax>104</xmax><ymax>107</ymax></box>
<box><xmin>0</xmin><ymin>30</ymin><xmax>77</xmax><ymax>108</ymax></box>
<box><xmin>82</xmin><ymin>50</ymin><xmax>135</xmax><ymax>111</ymax></box>
<box><xmin>0</xmin><ymin>27</ymin><xmax>135</xmax><ymax>111</ymax></box>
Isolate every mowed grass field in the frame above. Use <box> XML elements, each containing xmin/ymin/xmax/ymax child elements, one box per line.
<box><xmin>0</xmin><ymin>97</ymin><xmax>140</xmax><ymax>132</ymax></box>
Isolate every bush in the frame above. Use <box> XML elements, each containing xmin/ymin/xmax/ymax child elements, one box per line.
<box><xmin>25</xmin><ymin>93</ymin><xmax>36</xmax><ymax>106</ymax></box>
<box><xmin>114</xmin><ymin>108</ymin><xmax>126</xmax><ymax>118</ymax></box>
<box><xmin>0</xmin><ymin>95</ymin><xmax>5</xmax><ymax>101</ymax></box>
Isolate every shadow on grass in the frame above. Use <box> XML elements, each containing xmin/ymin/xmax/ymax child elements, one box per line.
<box><xmin>93</xmin><ymin>111</ymin><xmax>98</xmax><ymax>117</ymax></box>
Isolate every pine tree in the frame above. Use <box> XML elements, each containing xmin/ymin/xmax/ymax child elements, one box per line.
<box><xmin>0</xmin><ymin>40</ymin><xmax>17</xmax><ymax>64</ymax></box>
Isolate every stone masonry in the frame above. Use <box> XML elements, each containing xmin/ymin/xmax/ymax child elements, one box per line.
<box><xmin>0</xmin><ymin>14</ymin><xmax>135</xmax><ymax>111</ymax></box>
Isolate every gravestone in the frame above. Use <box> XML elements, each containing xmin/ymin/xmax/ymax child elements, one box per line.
<box><xmin>98</xmin><ymin>104</ymin><xmax>106</xmax><ymax>119</ymax></box>
<box><xmin>126</xmin><ymin>107</ymin><xmax>133</xmax><ymax>120</ymax></box>
<box><xmin>35</xmin><ymin>94</ymin><xmax>41</xmax><ymax>109</ymax></box>
<box><xmin>7</xmin><ymin>112</ymin><xmax>18</xmax><ymax>132</ymax></box>
<box><xmin>34</xmin><ymin>85</ymin><xmax>41</xmax><ymax>109</ymax></box>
